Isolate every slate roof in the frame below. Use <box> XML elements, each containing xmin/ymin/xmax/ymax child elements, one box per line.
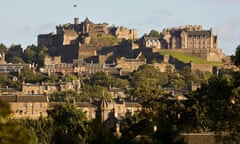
<box><xmin>0</xmin><ymin>95</ymin><xmax>48</xmax><ymax>103</ymax></box>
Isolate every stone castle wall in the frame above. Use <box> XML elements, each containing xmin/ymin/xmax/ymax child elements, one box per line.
<box><xmin>190</xmin><ymin>63</ymin><xmax>213</xmax><ymax>74</ymax></box>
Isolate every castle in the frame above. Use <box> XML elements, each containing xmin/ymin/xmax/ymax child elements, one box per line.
<box><xmin>37</xmin><ymin>18</ymin><xmax>227</xmax><ymax>76</ymax></box>
<box><xmin>159</xmin><ymin>25</ymin><xmax>224</xmax><ymax>61</ymax></box>
<box><xmin>38</xmin><ymin>17</ymin><xmax>138</xmax><ymax>63</ymax></box>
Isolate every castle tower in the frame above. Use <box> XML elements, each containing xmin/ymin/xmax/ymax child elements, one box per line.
<box><xmin>74</xmin><ymin>17</ymin><xmax>80</xmax><ymax>25</ymax></box>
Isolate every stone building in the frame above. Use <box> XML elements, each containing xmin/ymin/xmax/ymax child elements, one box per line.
<box><xmin>159</xmin><ymin>25</ymin><xmax>224</xmax><ymax>61</ymax></box>
<box><xmin>75</xmin><ymin>102</ymin><xmax>97</xmax><ymax>120</ymax></box>
<box><xmin>96</xmin><ymin>98</ymin><xmax>142</xmax><ymax>123</ymax></box>
<box><xmin>0</xmin><ymin>63</ymin><xmax>31</xmax><ymax>73</ymax></box>
<box><xmin>7</xmin><ymin>44</ymin><xmax>23</xmax><ymax>58</ymax></box>
<box><xmin>22</xmin><ymin>80</ymin><xmax>81</xmax><ymax>95</ymax></box>
<box><xmin>115</xmin><ymin>52</ymin><xmax>146</xmax><ymax>75</ymax></box>
<box><xmin>111</xmin><ymin>26</ymin><xmax>138</xmax><ymax>40</ymax></box>
<box><xmin>44</xmin><ymin>55</ymin><xmax>61</xmax><ymax>65</ymax></box>
<box><xmin>0</xmin><ymin>95</ymin><xmax>49</xmax><ymax>119</ymax></box>
<box><xmin>139</xmin><ymin>36</ymin><xmax>161</xmax><ymax>49</ymax></box>
<box><xmin>38</xmin><ymin>17</ymin><xmax>138</xmax><ymax>63</ymax></box>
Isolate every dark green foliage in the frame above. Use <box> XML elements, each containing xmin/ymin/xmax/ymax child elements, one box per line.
<box><xmin>120</xmin><ymin>104</ymin><xmax>186</xmax><ymax>144</ymax></box>
<box><xmin>0</xmin><ymin>43</ymin><xmax>7</xmax><ymax>53</ymax></box>
<box><xmin>21</xmin><ymin>118</ymin><xmax>53</xmax><ymax>144</ymax></box>
<box><xmin>81</xmin><ymin>85</ymin><xmax>112</xmax><ymax>100</ymax></box>
<box><xmin>48</xmin><ymin>103</ymin><xmax>90</xmax><ymax>144</ymax></box>
<box><xmin>88</xmin><ymin>120</ymin><xmax>117</xmax><ymax>144</ymax></box>
<box><xmin>148</xmin><ymin>30</ymin><xmax>160</xmax><ymax>38</ymax></box>
<box><xmin>131</xmin><ymin>64</ymin><xmax>168</xmax><ymax>88</ymax></box>
<box><xmin>6</xmin><ymin>56</ymin><xmax>25</xmax><ymax>64</ymax></box>
<box><xmin>233</xmin><ymin>45</ymin><xmax>240</xmax><ymax>66</ymax></box>
<box><xmin>0</xmin><ymin>100</ymin><xmax>33</xmax><ymax>144</ymax></box>
<box><xmin>49</xmin><ymin>90</ymin><xmax>81</xmax><ymax>102</ymax></box>
<box><xmin>0</xmin><ymin>74</ymin><xmax>22</xmax><ymax>90</ymax></box>
<box><xmin>193</xmin><ymin>71</ymin><xmax>240</xmax><ymax>143</ymax></box>
<box><xmin>88</xmin><ymin>72</ymin><xmax>129</xmax><ymax>88</ymax></box>
<box><xmin>23</xmin><ymin>44</ymin><xmax>48</xmax><ymax>66</ymax></box>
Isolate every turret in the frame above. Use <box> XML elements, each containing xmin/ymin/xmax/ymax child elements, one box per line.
<box><xmin>74</xmin><ymin>17</ymin><xmax>80</xmax><ymax>25</ymax></box>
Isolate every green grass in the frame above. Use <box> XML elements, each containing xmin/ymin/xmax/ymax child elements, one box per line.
<box><xmin>160</xmin><ymin>51</ymin><xmax>223</xmax><ymax>66</ymax></box>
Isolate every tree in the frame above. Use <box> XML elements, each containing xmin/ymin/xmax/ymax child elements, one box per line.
<box><xmin>148</xmin><ymin>30</ymin><xmax>160</xmax><ymax>38</ymax></box>
<box><xmin>120</xmin><ymin>100</ymin><xmax>186</xmax><ymax>144</ymax></box>
<box><xmin>88</xmin><ymin>72</ymin><xmax>110</xmax><ymax>87</ymax></box>
<box><xmin>87</xmin><ymin>120</ymin><xmax>117</xmax><ymax>144</ymax></box>
<box><xmin>192</xmin><ymin>71</ymin><xmax>240</xmax><ymax>143</ymax></box>
<box><xmin>0</xmin><ymin>100</ymin><xmax>33</xmax><ymax>144</ymax></box>
<box><xmin>233</xmin><ymin>45</ymin><xmax>240</xmax><ymax>66</ymax></box>
<box><xmin>20</xmin><ymin>117</ymin><xmax>53</xmax><ymax>144</ymax></box>
<box><xmin>23</xmin><ymin>45</ymin><xmax>48</xmax><ymax>66</ymax></box>
<box><xmin>0</xmin><ymin>43</ymin><xmax>7</xmax><ymax>53</ymax></box>
<box><xmin>48</xmin><ymin>103</ymin><xmax>90</xmax><ymax>144</ymax></box>
<box><xmin>131</xmin><ymin>65</ymin><xmax>168</xmax><ymax>88</ymax></box>
<box><xmin>81</xmin><ymin>85</ymin><xmax>112</xmax><ymax>101</ymax></box>
<box><xmin>7</xmin><ymin>56</ymin><xmax>25</xmax><ymax>64</ymax></box>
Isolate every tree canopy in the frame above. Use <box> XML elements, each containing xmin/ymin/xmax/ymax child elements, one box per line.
<box><xmin>148</xmin><ymin>29</ymin><xmax>160</xmax><ymax>38</ymax></box>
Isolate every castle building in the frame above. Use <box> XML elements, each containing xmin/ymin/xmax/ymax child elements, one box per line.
<box><xmin>7</xmin><ymin>45</ymin><xmax>23</xmax><ymax>58</ymax></box>
<box><xmin>159</xmin><ymin>25</ymin><xmax>224</xmax><ymax>61</ymax></box>
<box><xmin>111</xmin><ymin>26</ymin><xmax>138</xmax><ymax>40</ymax></box>
<box><xmin>139</xmin><ymin>36</ymin><xmax>161</xmax><ymax>49</ymax></box>
<box><xmin>38</xmin><ymin>17</ymin><xmax>138</xmax><ymax>63</ymax></box>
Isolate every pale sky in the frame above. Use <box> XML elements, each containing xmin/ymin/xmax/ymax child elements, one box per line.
<box><xmin>0</xmin><ymin>0</ymin><xmax>240</xmax><ymax>55</ymax></box>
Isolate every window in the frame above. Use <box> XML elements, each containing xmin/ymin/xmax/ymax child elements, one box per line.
<box><xmin>39</xmin><ymin>103</ymin><xmax>42</xmax><ymax>108</ymax></box>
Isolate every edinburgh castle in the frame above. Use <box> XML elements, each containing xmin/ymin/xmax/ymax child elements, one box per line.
<box><xmin>38</xmin><ymin>17</ymin><xmax>225</xmax><ymax>67</ymax></box>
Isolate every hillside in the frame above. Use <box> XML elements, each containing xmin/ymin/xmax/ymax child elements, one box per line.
<box><xmin>159</xmin><ymin>50</ymin><xmax>223</xmax><ymax>66</ymax></box>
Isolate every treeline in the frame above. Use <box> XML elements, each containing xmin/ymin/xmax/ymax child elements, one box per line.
<box><xmin>0</xmin><ymin>43</ymin><xmax>48</xmax><ymax>66</ymax></box>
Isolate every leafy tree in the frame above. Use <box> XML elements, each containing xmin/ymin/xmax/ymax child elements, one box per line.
<box><xmin>233</xmin><ymin>45</ymin><xmax>240</xmax><ymax>66</ymax></box>
<box><xmin>120</xmin><ymin>100</ymin><xmax>186</xmax><ymax>144</ymax></box>
<box><xmin>0</xmin><ymin>74</ymin><xmax>22</xmax><ymax>90</ymax></box>
<box><xmin>81</xmin><ymin>85</ymin><xmax>112</xmax><ymax>101</ymax></box>
<box><xmin>88</xmin><ymin>72</ymin><xmax>110</xmax><ymax>87</ymax></box>
<box><xmin>0</xmin><ymin>100</ymin><xmax>33</xmax><ymax>144</ymax></box>
<box><xmin>49</xmin><ymin>90</ymin><xmax>81</xmax><ymax>102</ymax></box>
<box><xmin>130</xmin><ymin>85</ymin><xmax>163</xmax><ymax>103</ymax></box>
<box><xmin>20</xmin><ymin>117</ymin><xmax>53</xmax><ymax>144</ymax></box>
<box><xmin>148</xmin><ymin>30</ymin><xmax>160</xmax><ymax>38</ymax></box>
<box><xmin>0</xmin><ymin>43</ymin><xmax>7</xmax><ymax>53</ymax></box>
<box><xmin>109</xmin><ymin>77</ymin><xmax>129</xmax><ymax>88</ymax></box>
<box><xmin>131</xmin><ymin>64</ymin><xmax>168</xmax><ymax>89</ymax></box>
<box><xmin>23</xmin><ymin>44</ymin><xmax>48</xmax><ymax>66</ymax></box>
<box><xmin>48</xmin><ymin>103</ymin><xmax>90</xmax><ymax>144</ymax></box>
<box><xmin>87</xmin><ymin>72</ymin><xmax>129</xmax><ymax>88</ymax></box>
<box><xmin>19</xmin><ymin>67</ymin><xmax>37</xmax><ymax>82</ymax></box>
<box><xmin>7</xmin><ymin>56</ymin><xmax>25</xmax><ymax>64</ymax></box>
<box><xmin>87</xmin><ymin>120</ymin><xmax>117</xmax><ymax>144</ymax></box>
<box><xmin>193</xmin><ymin>71</ymin><xmax>240</xmax><ymax>143</ymax></box>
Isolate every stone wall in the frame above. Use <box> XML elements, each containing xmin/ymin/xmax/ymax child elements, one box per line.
<box><xmin>181</xmin><ymin>133</ymin><xmax>216</xmax><ymax>144</ymax></box>
<box><xmin>190</xmin><ymin>62</ymin><xmax>213</xmax><ymax>74</ymax></box>
<box><xmin>44</xmin><ymin>55</ymin><xmax>61</xmax><ymax>65</ymax></box>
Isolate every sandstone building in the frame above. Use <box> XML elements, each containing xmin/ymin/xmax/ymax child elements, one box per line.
<box><xmin>38</xmin><ymin>17</ymin><xmax>138</xmax><ymax>63</ymax></box>
<box><xmin>159</xmin><ymin>25</ymin><xmax>224</xmax><ymax>61</ymax></box>
<box><xmin>0</xmin><ymin>95</ymin><xmax>49</xmax><ymax>119</ymax></box>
